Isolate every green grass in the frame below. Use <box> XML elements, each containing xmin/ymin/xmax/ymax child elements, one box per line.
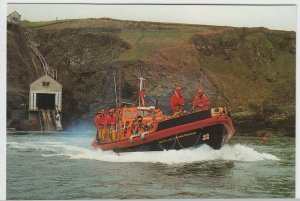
<box><xmin>119</xmin><ymin>28</ymin><xmax>196</xmax><ymax>61</ymax></box>
<box><xmin>22</xmin><ymin>18</ymin><xmax>218</xmax><ymax>62</ymax></box>
<box><xmin>21</xmin><ymin>19</ymin><xmax>73</xmax><ymax>28</ymax></box>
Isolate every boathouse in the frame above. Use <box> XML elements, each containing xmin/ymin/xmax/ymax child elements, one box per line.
<box><xmin>29</xmin><ymin>74</ymin><xmax>62</xmax><ymax>111</ymax></box>
<box><xmin>7</xmin><ymin>11</ymin><xmax>21</xmax><ymax>23</ymax></box>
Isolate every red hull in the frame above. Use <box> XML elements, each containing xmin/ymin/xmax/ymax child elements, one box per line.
<box><xmin>91</xmin><ymin>115</ymin><xmax>234</xmax><ymax>151</ymax></box>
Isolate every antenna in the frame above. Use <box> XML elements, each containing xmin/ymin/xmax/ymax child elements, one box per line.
<box><xmin>110</xmin><ymin>33</ymin><xmax>114</xmax><ymax>65</ymax></box>
<box><xmin>113</xmin><ymin>72</ymin><xmax>118</xmax><ymax>108</ymax></box>
<box><xmin>137</xmin><ymin>76</ymin><xmax>146</xmax><ymax>107</ymax></box>
<box><xmin>110</xmin><ymin>33</ymin><xmax>118</xmax><ymax>108</ymax></box>
<box><xmin>136</xmin><ymin>31</ymin><xmax>147</xmax><ymax>107</ymax></box>
<box><xmin>140</xmin><ymin>39</ymin><xmax>143</xmax><ymax>78</ymax></box>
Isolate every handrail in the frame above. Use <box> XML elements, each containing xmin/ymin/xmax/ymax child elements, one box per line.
<box><xmin>29</xmin><ymin>39</ymin><xmax>58</xmax><ymax>80</ymax></box>
<box><xmin>38</xmin><ymin>111</ymin><xmax>43</xmax><ymax>131</ymax></box>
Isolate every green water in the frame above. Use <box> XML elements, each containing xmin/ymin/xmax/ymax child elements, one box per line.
<box><xmin>6</xmin><ymin>133</ymin><xmax>295</xmax><ymax>199</ymax></box>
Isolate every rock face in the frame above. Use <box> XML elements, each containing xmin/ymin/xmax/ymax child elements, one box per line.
<box><xmin>7</xmin><ymin>19</ymin><xmax>295</xmax><ymax>135</ymax></box>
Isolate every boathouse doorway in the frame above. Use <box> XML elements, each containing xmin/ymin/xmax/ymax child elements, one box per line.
<box><xmin>29</xmin><ymin>74</ymin><xmax>62</xmax><ymax>111</ymax></box>
<box><xmin>36</xmin><ymin>93</ymin><xmax>55</xmax><ymax>110</ymax></box>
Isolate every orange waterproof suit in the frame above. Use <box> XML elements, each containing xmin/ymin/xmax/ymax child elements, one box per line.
<box><xmin>107</xmin><ymin>114</ymin><xmax>118</xmax><ymax>128</ymax></box>
<box><xmin>170</xmin><ymin>90</ymin><xmax>185</xmax><ymax>113</ymax></box>
<box><xmin>94</xmin><ymin>114</ymin><xmax>108</xmax><ymax>128</ymax></box>
<box><xmin>94</xmin><ymin>112</ymin><xmax>108</xmax><ymax>142</ymax></box>
<box><xmin>192</xmin><ymin>94</ymin><xmax>210</xmax><ymax>111</ymax></box>
<box><xmin>107</xmin><ymin>109</ymin><xmax>118</xmax><ymax>141</ymax></box>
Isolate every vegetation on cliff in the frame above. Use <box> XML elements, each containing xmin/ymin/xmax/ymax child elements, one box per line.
<box><xmin>7</xmin><ymin>18</ymin><xmax>295</xmax><ymax>135</ymax></box>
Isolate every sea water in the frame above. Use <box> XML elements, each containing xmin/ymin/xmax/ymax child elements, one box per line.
<box><xmin>6</xmin><ymin>132</ymin><xmax>295</xmax><ymax>199</ymax></box>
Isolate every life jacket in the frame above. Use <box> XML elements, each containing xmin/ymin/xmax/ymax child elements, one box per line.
<box><xmin>192</xmin><ymin>94</ymin><xmax>210</xmax><ymax>111</ymax></box>
<box><xmin>94</xmin><ymin>114</ymin><xmax>108</xmax><ymax>128</ymax></box>
<box><xmin>170</xmin><ymin>91</ymin><xmax>185</xmax><ymax>112</ymax></box>
<box><xmin>107</xmin><ymin>114</ymin><xmax>118</xmax><ymax>129</ymax></box>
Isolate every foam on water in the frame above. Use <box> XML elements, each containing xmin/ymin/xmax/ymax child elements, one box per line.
<box><xmin>7</xmin><ymin>140</ymin><xmax>280</xmax><ymax>164</ymax></box>
<box><xmin>7</xmin><ymin>141</ymin><xmax>57</xmax><ymax>153</ymax></box>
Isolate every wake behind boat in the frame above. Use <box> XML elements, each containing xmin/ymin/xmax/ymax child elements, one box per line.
<box><xmin>91</xmin><ymin>76</ymin><xmax>235</xmax><ymax>152</ymax></box>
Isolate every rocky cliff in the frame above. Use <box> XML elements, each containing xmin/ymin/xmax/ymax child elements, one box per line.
<box><xmin>7</xmin><ymin>18</ymin><xmax>295</xmax><ymax>135</ymax></box>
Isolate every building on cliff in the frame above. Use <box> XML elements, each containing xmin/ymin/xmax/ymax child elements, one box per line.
<box><xmin>7</xmin><ymin>11</ymin><xmax>21</xmax><ymax>23</ymax></box>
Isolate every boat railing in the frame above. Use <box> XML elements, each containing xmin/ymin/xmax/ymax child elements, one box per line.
<box><xmin>103</xmin><ymin>118</ymin><xmax>158</xmax><ymax>142</ymax></box>
<box><xmin>129</xmin><ymin>133</ymin><xmax>141</xmax><ymax>142</ymax></box>
<box><xmin>129</xmin><ymin>131</ymin><xmax>150</xmax><ymax>142</ymax></box>
<box><xmin>140</xmin><ymin>131</ymin><xmax>150</xmax><ymax>140</ymax></box>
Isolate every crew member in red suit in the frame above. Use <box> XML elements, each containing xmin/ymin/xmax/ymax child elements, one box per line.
<box><xmin>107</xmin><ymin>109</ymin><xmax>118</xmax><ymax>129</ymax></box>
<box><xmin>94</xmin><ymin>109</ymin><xmax>108</xmax><ymax>142</ymax></box>
<box><xmin>106</xmin><ymin>108</ymin><xmax>118</xmax><ymax>142</ymax></box>
<box><xmin>192</xmin><ymin>89</ymin><xmax>210</xmax><ymax>111</ymax></box>
<box><xmin>170</xmin><ymin>86</ymin><xmax>185</xmax><ymax>114</ymax></box>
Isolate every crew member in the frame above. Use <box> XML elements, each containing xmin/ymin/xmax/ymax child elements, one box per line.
<box><xmin>192</xmin><ymin>89</ymin><xmax>210</xmax><ymax>111</ymax></box>
<box><xmin>107</xmin><ymin>109</ymin><xmax>118</xmax><ymax>141</ymax></box>
<box><xmin>131</xmin><ymin>116</ymin><xmax>146</xmax><ymax>135</ymax></box>
<box><xmin>170</xmin><ymin>86</ymin><xmax>185</xmax><ymax>114</ymax></box>
<box><xmin>94</xmin><ymin>109</ymin><xmax>108</xmax><ymax>142</ymax></box>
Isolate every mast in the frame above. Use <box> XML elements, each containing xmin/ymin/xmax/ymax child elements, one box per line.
<box><xmin>113</xmin><ymin>71</ymin><xmax>118</xmax><ymax>108</ymax></box>
<box><xmin>110</xmin><ymin>33</ymin><xmax>118</xmax><ymax>108</ymax></box>
<box><xmin>135</xmin><ymin>32</ymin><xmax>147</xmax><ymax>107</ymax></box>
<box><xmin>118</xmin><ymin>58</ymin><xmax>121</xmax><ymax>107</ymax></box>
<box><xmin>139</xmin><ymin>31</ymin><xmax>146</xmax><ymax>107</ymax></box>
<box><xmin>137</xmin><ymin>76</ymin><xmax>146</xmax><ymax>107</ymax></box>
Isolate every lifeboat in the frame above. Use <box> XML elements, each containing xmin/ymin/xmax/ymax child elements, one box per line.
<box><xmin>91</xmin><ymin>77</ymin><xmax>235</xmax><ymax>152</ymax></box>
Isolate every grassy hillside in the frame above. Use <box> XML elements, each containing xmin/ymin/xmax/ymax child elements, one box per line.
<box><xmin>191</xmin><ymin>28</ymin><xmax>295</xmax><ymax>133</ymax></box>
<box><xmin>7</xmin><ymin>18</ymin><xmax>295</xmax><ymax>134</ymax></box>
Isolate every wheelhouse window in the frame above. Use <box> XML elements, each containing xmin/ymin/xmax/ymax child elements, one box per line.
<box><xmin>118</xmin><ymin>112</ymin><xmax>123</xmax><ymax>121</ymax></box>
<box><xmin>134</xmin><ymin>110</ymin><xmax>149</xmax><ymax>118</ymax></box>
<box><xmin>125</xmin><ymin>110</ymin><xmax>131</xmax><ymax>118</ymax></box>
<box><xmin>134</xmin><ymin>110</ymin><xmax>142</xmax><ymax>118</ymax></box>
